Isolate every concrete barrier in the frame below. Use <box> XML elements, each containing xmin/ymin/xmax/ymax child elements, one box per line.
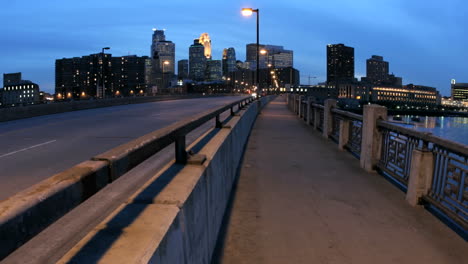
<box><xmin>0</xmin><ymin>94</ymin><xmax>224</xmax><ymax>122</ymax></box>
<box><xmin>0</xmin><ymin>160</ymin><xmax>109</xmax><ymax>259</ymax></box>
<box><xmin>55</xmin><ymin>96</ymin><xmax>274</xmax><ymax>263</ymax></box>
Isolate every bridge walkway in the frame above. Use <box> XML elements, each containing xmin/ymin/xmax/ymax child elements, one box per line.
<box><xmin>214</xmin><ymin>96</ymin><xmax>467</xmax><ymax>264</ymax></box>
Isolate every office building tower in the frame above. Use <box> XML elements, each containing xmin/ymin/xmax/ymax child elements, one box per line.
<box><xmin>206</xmin><ymin>60</ymin><xmax>223</xmax><ymax>81</ymax></box>
<box><xmin>199</xmin><ymin>33</ymin><xmax>212</xmax><ymax>59</ymax></box>
<box><xmin>150</xmin><ymin>29</ymin><xmax>175</xmax><ymax>89</ymax></box>
<box><xmin>189</xmin><ymin>39</ymin><xmax>207</xmax><ymax>81</ymax></box>
<box><xmin>55</xmin><ymin>53</ymin><xmax>147</xmax><ymax>99</ymax></box>
<box><xmin>326</xmin><ymin>44</ymin><xmax>355</xmax><ymax>83</ymax></box>
<box><xmin>222</xmin><ymin>48</ymin><xmax>237</xmax><ymax>77</ymax></box>
<box><xmin>178</xmin><ymin>60</ymin><xmax>189</xmax><ymax>79</ymax></box>
<box><xmin>451</xmin><ymin>79</ymin><xmax>468</xmax><ymax>101</ymax></box>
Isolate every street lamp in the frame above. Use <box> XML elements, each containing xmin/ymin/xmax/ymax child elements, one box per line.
<box><xmin>162</xmin><ymin>60</ymin><xmax>170</xmax><ymax>93</ymax></box>
<box><xmin>100</xmin><ymin>47</ymin><xmax>110</xmax><ymax>99</ymax></box>
<box><xmin>241</xmin><ymin>7</ymin><xmax>259</xmax><ymax>98</ymax></box>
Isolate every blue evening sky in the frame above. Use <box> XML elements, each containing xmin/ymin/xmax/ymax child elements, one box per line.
<box><xmin>0</xmin><ymin>0</ymin><xmax>466</xmax><ymax>95</ymax></box>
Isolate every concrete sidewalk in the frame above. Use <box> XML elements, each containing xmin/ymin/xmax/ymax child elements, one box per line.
<box><xmin>215</xmin><ymin>96</ymin><xmax>467</xmax><ymax>264</ymax></box>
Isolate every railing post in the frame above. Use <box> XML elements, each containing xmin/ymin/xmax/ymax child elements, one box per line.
<box><xmin>360</xmin><ymin>104</ymin><xmax>387</xmax><ymax>172</ymax></box>
<box><xmin>338</xmin><ymin>119</ymin><xmax>350</xmax><ymax>150</ymax></box>
<box><xmin>406</xmin><ymin>147</ymin><xmax>434</xmax><ymax>206</ymax></box>
<box><xmin>230</xmin><ymin>106</ymin><xmax>235</xmax><ymax>116</ymax></box>
<box><xmin>323</xmin><ymin>99</ymin><xmax>337</xmax><ymax>138</ymax></box>
<box><xmin>175</xmin><ymin>135</ymin><xmax>187</xmax><ymax>164</ymax></box>
<box><xmin>215</xmin><ymin>114</ymin><xmax>223</xmax><ymax>128</ymax></box>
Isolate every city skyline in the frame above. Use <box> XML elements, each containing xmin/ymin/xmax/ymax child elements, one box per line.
<box><xmin>0</xmin><ymin>0</ymin><xmax>466</xmax><ymax>95</ymax></box>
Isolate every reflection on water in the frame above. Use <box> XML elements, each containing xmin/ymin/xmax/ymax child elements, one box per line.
<box><xmin>392</xmin><ymin>116</ymin><xmax>468</xmax><ymax>145</ymax></box>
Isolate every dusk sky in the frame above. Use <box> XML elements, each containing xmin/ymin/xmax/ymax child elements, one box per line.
<box><xmin>1</xmin><ymin>0</ymin><xmax>466</xmax><ymax>96</ymax></box>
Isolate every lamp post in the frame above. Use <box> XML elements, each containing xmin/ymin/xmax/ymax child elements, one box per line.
<box><xmin>100</xmin><ymin>47</ymin><xmax>110</xmax><ymax>98</ymax></box>
<box><xmin>162</xmin><ymin>60</ymin><xmax>170</xmax><ymax>93</ymax></box>
<box><xmin>241</xmin><ymin>7</ymin><xmax>259</xmax><ymax>98</ymax></box>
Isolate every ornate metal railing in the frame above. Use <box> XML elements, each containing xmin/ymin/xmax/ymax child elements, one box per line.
<box><xmin>330</xmin><ymin>114</ymin><xmax>341</xmax><ymax>143</ymax></box>
<box><xmin>426</xmin><ymin>139</ymin><xmax>468</xmax><ymax>229</ymax></box>
<box><xmin>317</xmin><ymin>106</ymin><xmax>324</xmax><ymax>132</ymax></box>
<box><xmin>376</xmin><ymin>121</ymin><xmax>422</xmax><ymax>187</ymax></box>
<box><xmin>377</xmin><ymin>120</ymin><xmax>468</xmax><ymax>229</ymax></box>
<box><xmin>331</xmin><ymin>109</ymin><xmax>363</xmax><ymax>158</ymax></box>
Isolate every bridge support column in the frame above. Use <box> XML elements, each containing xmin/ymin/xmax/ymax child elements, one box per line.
<box><xmin>323</xmin><ymin>99</ymin><xmax>337</xmax><ymax>138</ymax></box>
<box><xmin>360</xmin><ymin>104</ymin><xmax>387</xmax><ymax>172</ymax></box>
<box><xmin>406</xmin><ymin>149</ymin><xmax>434</xmax><ymax>206</ymax></box>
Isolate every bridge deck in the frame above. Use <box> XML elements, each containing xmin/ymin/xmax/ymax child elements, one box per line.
<box><xmin>215</xmin><ymin>96</ymin><xmax>467</xmax><ymax>264</ymax></box>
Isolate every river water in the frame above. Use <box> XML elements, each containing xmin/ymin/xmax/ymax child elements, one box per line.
<box><xmin>393</xmin><ymin>116</ymin><xmax>468</xmax><ymax>145</ymax></box>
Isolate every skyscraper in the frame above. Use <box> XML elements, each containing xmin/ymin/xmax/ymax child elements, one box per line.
<box><xmin>222</xmin><ymin>48</ymin><xmax>236</xmax><ymax>77</ymax></box>
<box><xmin>199</xmin><ymin>33</ymin><xmax>212</xmax><ymax>60</ymax></box>
<box><xmin>326</xmin><ymin>44</ymin><xmax>354</xmax><ymax>83</ymax></box>
<box><xmin>189</xmin><ymin>39</ymin><xmax>207</xmax><ymax>81</ymax></box>
<box><xmin>178</xmin><ymin>59</ymin><xmax>189</xmax><ymax>79</ymax></box>
<box><xmin>150</xmin><ymin>29</ymin><xmax>175</xmax><ymax>89</ymax></box>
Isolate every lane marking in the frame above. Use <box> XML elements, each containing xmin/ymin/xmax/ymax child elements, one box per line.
<box><xmin>0</xmin><ymin>140</ymin><xmax>57</xmax><ymax>159</ymax></box>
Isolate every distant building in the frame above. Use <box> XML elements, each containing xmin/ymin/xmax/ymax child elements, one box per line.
<box><xmin>361</xmin><ymin>55</ymin><xmax>402</xmax><ymax>87</ymax></box>
<box><xmin>150</xmin><ymin>29</ymin><xmax>175</xmax><ymax>89</ymax></box>
<box><xmin>206</xmin><ymin>60</ymin><xmax>223</xmax><ymax>81</ymax></box>
<box><xmin>177</xmin><ymin>59</ymin><xmax>189</xmax><ymax>79</ymax></box>
<box><xmin>111</xmin><ymin>55</ymin><xmax>147</xmax><ymax>97</ymax></box>
<box><xmin>55</xmin><ymin>53</ymin><xmax>147</xmax><ymax>99</ymax></box>
<box><xmin>246</xmin><ymin>44</ymin><xmax>293</xmax><ymax>70</ymax></box>
<box><xmin>451</xmin><ymin>79</ymin><xmax>468</xmax><ymax>101</ymax></box>
<box><xmin>222</xmin><ymin>48</ymin><xmax>236</xmax><ymax>77</ymax></box>
<box><xmin>371</xmin><ymin>84</ymin><xmax>440</xmax><ymax>107</ymax></box>
<box><xmin>189</xmin><ymin>39</ymin><xmax>207</xmax><ymax>81</ymax></box>
<box><xmin>2</xmin><ymin>73</ymin><xmax>40</xmax><ymax>106</ymax></box>
<box><xmin>327</xmin><ymin>44</ymin><xmax>355</xmax><ymax>83</ymax></box>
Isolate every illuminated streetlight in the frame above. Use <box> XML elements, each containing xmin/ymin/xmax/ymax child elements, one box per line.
<box><xmin>241</xmin><ymin>7</ymin><xmax>260</xmax><ymax>98</ymax></box>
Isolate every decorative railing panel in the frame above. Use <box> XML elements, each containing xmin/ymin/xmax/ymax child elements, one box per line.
<box><xmin>317</xmin><ymin>108</ymin><xmax>324</xmax><ymax>132</ymax></box>
<box><xmin>426</xmin><ymin>145</ymin><xmax>468</xmax><ymax>228</ymax></box>
<box><xmin>330</xmin><ymin>114</ymin><xmax>341</xmax><ymax>143</ymax></box>
<box><xmin>377</xmin><ymin>130</ymin><xmax>419</xmax><ymax>187</ymax></box>
<box><xmin>309</xmin><ymin>104</ymin><xmax>315</xmax><ymax>125</ymax></box>
<box><xmin>346</xmin><ymin>120</ymin><xmax>363</xmax><ymax>158</ymax></box>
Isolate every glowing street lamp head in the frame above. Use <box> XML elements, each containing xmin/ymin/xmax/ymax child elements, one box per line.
<box><xmin>241</xmin><ymin>8</ymin><xmax>253</xmax><ymax>16</ymax></box>
<box><xmin>260</xmin><ymin>49</ymin><xmax>267</xmax><ymax>55</ymax></box>
<box><xmin>163</xmin><ymin>61</ymin><xmax>170</xmax><ymax>65</ymax></box>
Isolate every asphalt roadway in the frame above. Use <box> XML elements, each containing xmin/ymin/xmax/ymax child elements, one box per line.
<box><xmin>0</xmin><ymin>96</ymin><xmax>244</xmax><ymax>201</ymax></box>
